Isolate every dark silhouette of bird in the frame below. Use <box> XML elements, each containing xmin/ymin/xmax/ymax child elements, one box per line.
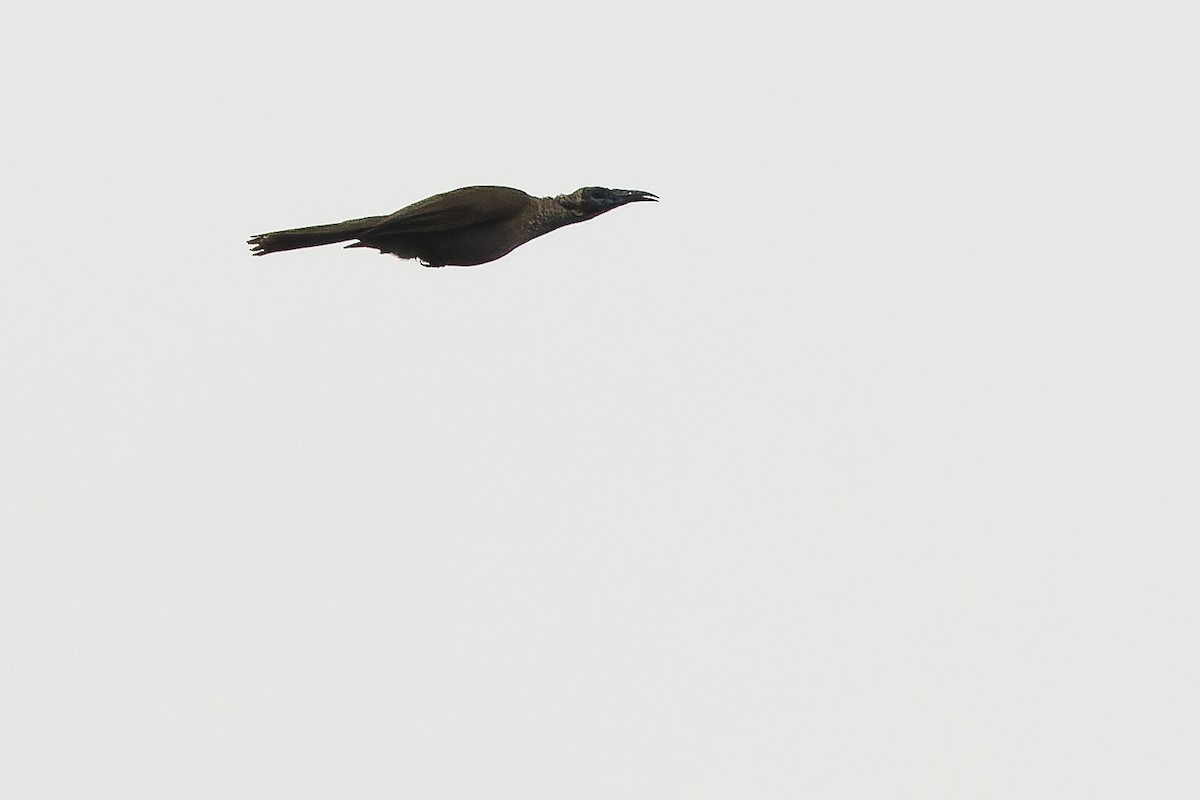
<box><xmin>248</xmin><ymin>185</ymin><xmax>658</xmax><ymax>267</ymax></box>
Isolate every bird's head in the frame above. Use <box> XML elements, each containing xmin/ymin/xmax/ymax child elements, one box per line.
<box><xmin>556</xmin><ymin>186</ymin><xmax>659</xmax><ymax>219</ymax></box>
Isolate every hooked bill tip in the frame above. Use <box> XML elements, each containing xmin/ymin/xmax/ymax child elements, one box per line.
<box><xmin>623</xmin><ymin>189</ymin><xmax>658</xmax><ymax>202</ymax></box>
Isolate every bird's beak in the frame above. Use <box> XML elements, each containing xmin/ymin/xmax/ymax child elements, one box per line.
<box><xmin>612</xmin><ymin>189</ymin><xmax>659</xmax><ymax>204</ymax></box>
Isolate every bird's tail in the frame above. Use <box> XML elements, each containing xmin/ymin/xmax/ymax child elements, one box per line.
<box><xmin>247</xmin><ymin>215</ymin><xmax>388</xmax><ymax>256</ymax></box>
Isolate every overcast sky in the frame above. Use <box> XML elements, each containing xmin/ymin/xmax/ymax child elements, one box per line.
<box><xmin>2</xmin><ymin>1</ymin><xmax>1198</xmax><ymax>797</ymax></box>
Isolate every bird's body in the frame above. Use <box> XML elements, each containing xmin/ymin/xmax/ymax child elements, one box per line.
<box><xmin>248</xmin><ymin>185</ymin><xmax>657</xmax><ymax>267</ymax></box>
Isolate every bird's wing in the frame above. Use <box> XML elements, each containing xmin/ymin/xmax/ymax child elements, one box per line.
<box><xmin>363</xmin><ymin>186</ymin><xmax>533</xmax><ymax>236</ymax></box>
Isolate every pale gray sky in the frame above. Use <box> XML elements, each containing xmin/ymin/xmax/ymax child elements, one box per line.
<box><xmin>2</xmin><ymin>1</ymin><xmax>1198</xmax><ymax>797</ymax></box>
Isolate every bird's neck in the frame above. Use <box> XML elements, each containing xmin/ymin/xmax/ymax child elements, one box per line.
<box><xmin>525</xmin><ymin>196</ymin><xmax>584</xmax><ymax>239</ymax></box>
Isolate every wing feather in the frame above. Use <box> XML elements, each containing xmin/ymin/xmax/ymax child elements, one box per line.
<box><xmin>363</xmin><ymin>186</ymin><xmax>532</xmax><ymax>236</ymax></box>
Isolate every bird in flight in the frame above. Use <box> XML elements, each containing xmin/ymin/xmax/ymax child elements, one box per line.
<box><xmin>248</xmin><ymin>185</ymin><xmax>658</xmax><ymax>267</ymax></box>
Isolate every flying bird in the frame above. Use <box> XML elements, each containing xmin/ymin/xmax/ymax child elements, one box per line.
<box><xmin>248</xmin><ymin>185</ymin><xmax>658</xmax><ymax>267</ymax></box>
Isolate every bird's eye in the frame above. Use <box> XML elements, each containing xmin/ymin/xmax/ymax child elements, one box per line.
<box><xmin>584</xmin><ymin>187</ymin><xmax>605</xmax><ymax>200</ymax></box>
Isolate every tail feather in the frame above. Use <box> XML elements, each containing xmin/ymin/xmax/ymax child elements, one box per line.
<box><xmin>248</xmin><ymin>215</ymin><xmax>387</xmax><ymax>256</ymax></box>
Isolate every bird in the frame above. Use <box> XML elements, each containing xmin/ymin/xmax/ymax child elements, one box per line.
<box><xmin>248</xmin><ymin>185</ymin><xmax>658</xmax><ymax>267</ymax></box>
